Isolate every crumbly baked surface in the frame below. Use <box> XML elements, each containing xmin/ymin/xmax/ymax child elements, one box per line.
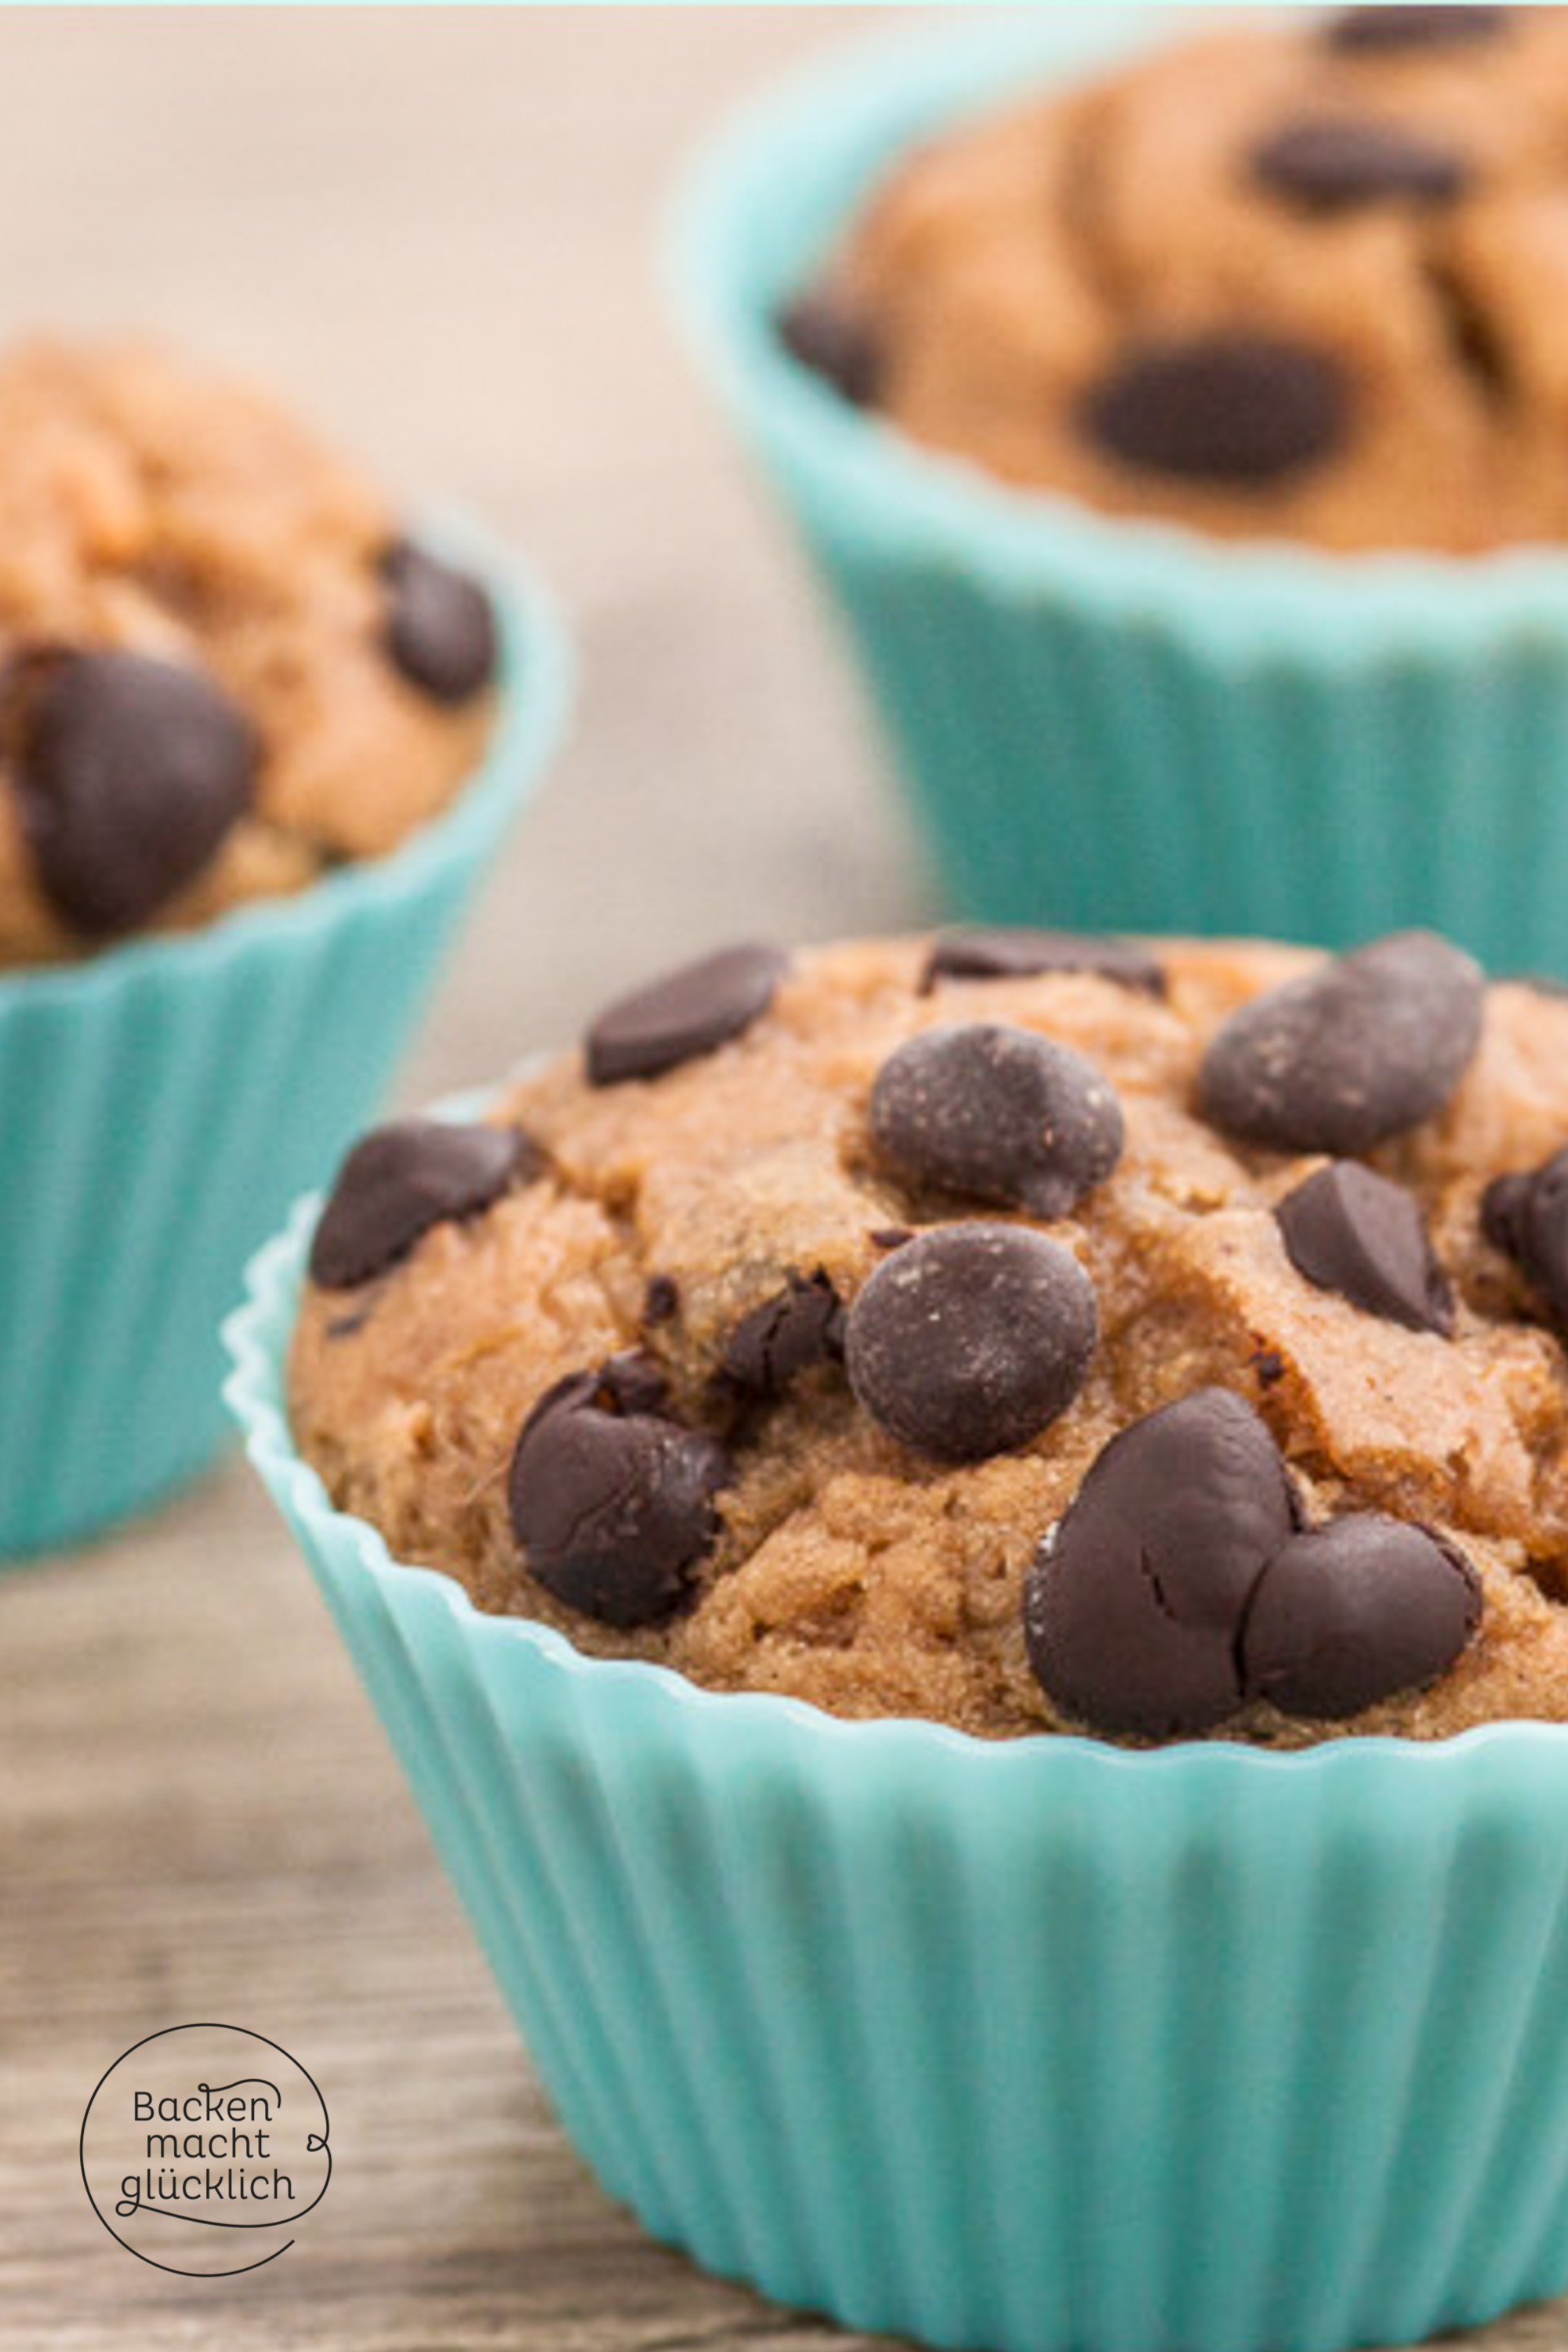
<box><xmin>289</xmin><ymin>931</ymin><xmax>1568</xmax><ymax>1748</ymax></box>
<box><xmin>789</xmin><ymin>6</ymin><xmax>1568</xmax><ymax>550</ymax></box>
<box><xmin>0</xmin><ymin>339</ymin><xmax>495</xmax><ymax>965</ymax></box>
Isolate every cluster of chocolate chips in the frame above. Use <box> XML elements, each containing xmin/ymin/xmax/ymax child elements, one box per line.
<box><xmin>825</xmin><ymin>927</ymin><xmax>1484</xmax><ymax>1706</ymax></box>
<box><xmin>310</xmin><ymin>923</ymin><xmax>1523</xmax><ymax>1725</ymax></box>
<box><xmin>13</xmin><ymin>537</ymin><xmax>495</xmax><ymax>942</ymax></box>
<box><xmin>308</xmin><ymin>1111</ymin><xmax>739</xmax><ymax>1631</ymax></box>
<box><xmin>1011</xmin><ymin>926</ymin><xmax>1492</xmax><ymax>1734</ymax></box>
<box><xmin>500</xmin><ymin>927</ymin><xmax>808</xmax><ymax>1628</ymax></box>
<box><xmin>1198</xmin><ymin>931</ymin><xmax>1475</xmax><ymax>1339</ymax></box>
<box><xmin>848</xmin><ymin>1003</ymin><xmax>1122</xmax><ymax>1458</ymax></box>
<box><xmin>535</xmin><ymin>930</ymin><xmax>1150</xmax><ymax>1602</ymax></box>
<box><xmin>1024</xmin><ymin>1387</ymin><xmax>1482</xmax><ymax>1738</ymax></box>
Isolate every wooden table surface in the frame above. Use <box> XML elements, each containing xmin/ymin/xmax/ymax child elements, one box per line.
<box><xmin>1</xmin><ymin>11</ymin><xmax>1563</xmax><ymax>2350</ymax></box>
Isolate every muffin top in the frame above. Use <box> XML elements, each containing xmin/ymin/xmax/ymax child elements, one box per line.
<box><xmin>289</xmin><ymin>927</ymin><xmax>1568</xmax><ymax>1748</ymax></box>
<box><xmin>783</xmin><ymin>5</ymin><xmax>1568</xmax><ymax>552</ymax></box>
<box><xmin>0</xmin><ymin>338</ymin><xmax>499</xmax><ymax>966</ymax></box>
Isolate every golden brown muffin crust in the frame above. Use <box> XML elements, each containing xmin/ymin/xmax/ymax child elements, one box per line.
<box><xmin>290</xmin><ymin>936</ymin><xmax>1568</xmax><ymax>1747</ymax></box>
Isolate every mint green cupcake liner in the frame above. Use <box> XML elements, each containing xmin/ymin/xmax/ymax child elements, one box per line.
<box><xmin>228</xmin><ymin>1196</ymin><xmax>1568</xmax><ymax>2352</ymax></box>
<box><xmin>672</xmin><ymin>13</ymin><xmax>1568</xmax><ymax>971</ymax></box>
<box><xmin>0</xmin><ymin>535</ymin><xmax>569</xmax><ymax>1561</ymax></box>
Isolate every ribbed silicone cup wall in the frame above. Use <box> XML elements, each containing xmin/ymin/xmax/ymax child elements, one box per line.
<box><xmin>0</xmin><ymin>539</ymin><xmax>570</xmax><ymax>1560</ymax></box>
<box><xmin>229</xmin><ymin>1202</ymin><xmax>1568</xmax><ymax>2352</ymax></box>
<box><xmin>671</xmin><ymin>12</ymin><xmax>1568</xmax><ymax>971</ymax></box>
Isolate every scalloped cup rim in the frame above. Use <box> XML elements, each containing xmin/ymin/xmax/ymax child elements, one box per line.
<box><xmin>225</xmin><ymin>1199</ymin><xmax>1568</xmax><ymax>1785</ymax></box>
<box><xmin>0</xmin><ymin>516</ymin><xmax>568</xmax><ymax>1014</ymax></box>
<box><xmin>669</xmin><ymin>6</ymin><xmax>1568</xmax><ymax>664</ymax></box>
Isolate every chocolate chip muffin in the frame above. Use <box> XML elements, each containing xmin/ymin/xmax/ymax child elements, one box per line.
<box><xmin>0</xmin><ymin>338</ymin><xmax>499</xmax><ymax>965</ymax></box>
<box><xmin>782</xmin><ymin>5</ymin><xmax>1568</xmax><ymax>549</ymax></box>
<box><xmin>289</xmin><ymin>927</ymin><xmax>1568</xmax><ymax>1748</ymax></box>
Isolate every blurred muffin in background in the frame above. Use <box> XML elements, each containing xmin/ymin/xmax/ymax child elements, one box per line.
<box><xmin>0</xmin><ymin>337</ymin><xmax>500</xmax><ymax>966</ymax></box>
<box><xmin>675</xmin><ymin>4</ymin><xmax>1568</xmax><ymax>968</ymax></box>
<box><xmin>0</xmin><ymin>332</ymin><xmax>567</xmax><ymax>1559</ymax></box>
<box><xmin>788</xmin><ymin>5</ymin><xmax>1568</xmax><ymax>550</ymax></box>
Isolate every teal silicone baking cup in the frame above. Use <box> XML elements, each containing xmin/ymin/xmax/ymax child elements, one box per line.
<box><xmin>673</xmin><ymin>10</ymin><xmax>1568</xmax><ymax>971</ymax></box>
<box><xmin>0</xmin><ymin>535</ymin><xmax>569</xmax><ymax>1561</ymax></box>
<box><xmin>228</xmin><ymin>1193</ymin><xmax>1568</xmax><ymax>2352</ymax></box>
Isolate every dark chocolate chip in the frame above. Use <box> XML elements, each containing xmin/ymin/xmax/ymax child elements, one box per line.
<box><xmin>844</xmin><ymin>1222</ymin><xmax>1097</xmax><ymax>1464</ymax></box>
<box><xmin>508</xmin><ymin>1363</ymin><xmax>731</xmax><ymax>1626</ymax></box>
<box><xmin>1483</xmin><ymin>1145</ymin><xmax>1568</xmax><ymax>1327</ymax></box>
<box><xmin>1252</xmin><ymin>1347</ymin><xmax>1287</xmax><ymax>1388</ymax></box>
<box><xmin>922</xmin><ymin>927</ymin><xmax>1166</xmax><ymax>997</ymax></box>
<box><xmin>310</xmin><ymin>1119</ymin><xmax>539</xmax><ymax>1287</ymax></box>
<box><xmin>13</xmin><ymin>647</ymin><xmax>256</xmax><ymax>938</ymax></box>
<box><xmin>1251</xmin><ymin>116</ymin><xmax>1468</xmax><ymax>212</ymax></box>
<box><xmin>1275</xmin><ymin>1160</ymin><xmax>1454</xmax><ymax>1334</ymax></box>
<box><xmin>643</xmin><ymin>1274</ymin><xmax>680</xmax><ymax>1327</ymax></box>
<box><xmin>1023</xmin><ymin>1388</ymin><xmax>1301</xmax><ymax>1739</ymax></box>
<box><xmin>871</xmin><ymin>1023</ymin><xmax>1123</xmax><ymax>1220</ymax></box>
<box><xmin>586</xmin><ymin>942</ymin><xmax>789</xmax><ymax>1086</ymax></box>
<box><xmin>869</xmin><ymin>1226</ymin><xmax>913</xmax><ymax>1251</ymax></box>
<box><xmin>1482</xmin><ymin>1168</ymin><xmax>1535</xmax><ymax>1261</ymax></box>
<box><xmin>1240</xmin><ymin>1515</ymin><xmax>1480</xmax><ymax>1719</ymax></box>
<box><xmin>1082</xmin><ymin>332</ymin><xmax>1348</xmax><ymax>486</ymax></box>
<box><xmin>721</xmin><ymin>1270</ymin><xmax>844</xmax><ymax>1399</ymax></box>
<box><xmin>382</xmin><ymin>539</ymin><xmax>498</xmax><ymax>704</ymax></box>
<box><xmin>1198</xmin><ymin>931</ymin><xmax>1484</xmax><ymax>1155</ymax></box>
<box><xmin>1325</xmin><ymin>7</ymin><xmax>1507</xmax><ymax>53</ymax></box>
<box><xmin>778</xmin><ymin>288</ymin><xmax>884</xmax><ymax>407</ymax></box>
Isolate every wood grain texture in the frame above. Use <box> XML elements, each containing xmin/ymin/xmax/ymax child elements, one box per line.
<box><xmin>0</xmin><ymin>9</ymin><xmax>1563</xmax><ymax>2348</ymax></box>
